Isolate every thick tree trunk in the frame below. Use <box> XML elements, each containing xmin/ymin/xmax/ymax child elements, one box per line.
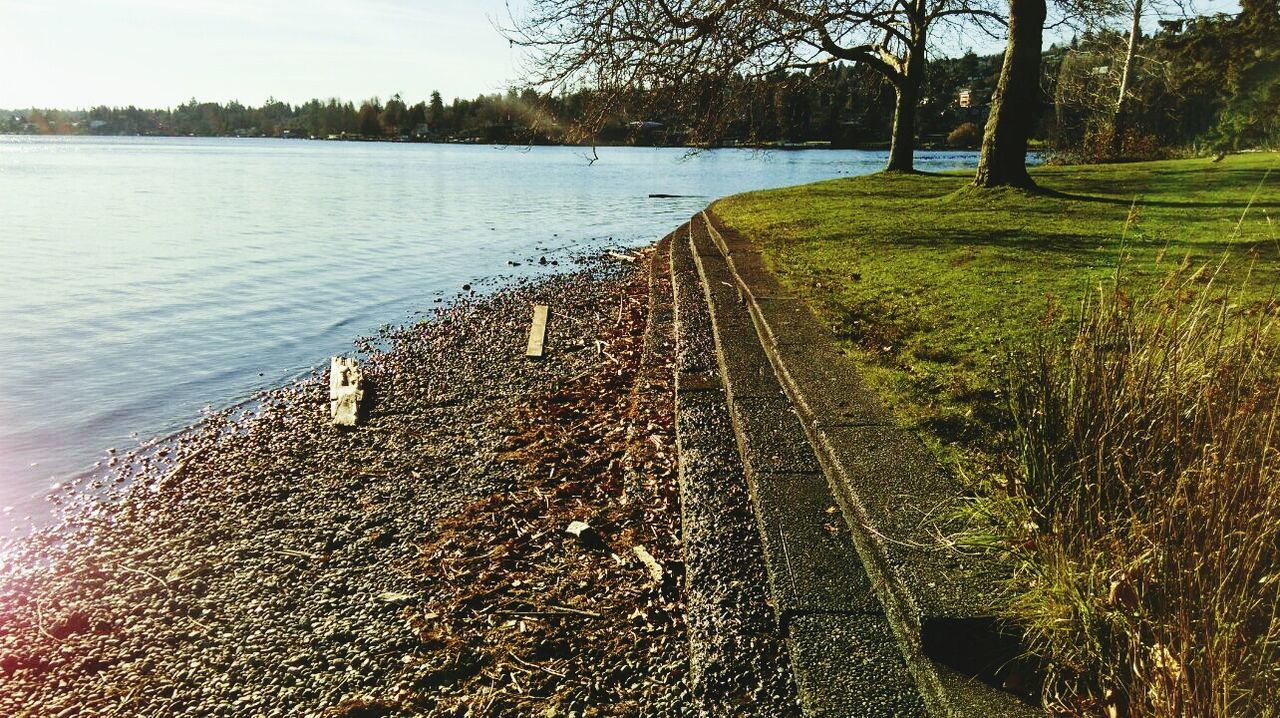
<box><xmin>973</xmin><ymin>0</ymin><xmax>1047</xmax><ymax>188</ymax></box>
<box><xmin>885</xmin><ymin>25</ymin><xmax>928</xmax><ymax>173</ymax></box>
<box><xmin>886</xmin><ymin>83</ymin><xmax>918</xmax><ymax>172</ymax></box>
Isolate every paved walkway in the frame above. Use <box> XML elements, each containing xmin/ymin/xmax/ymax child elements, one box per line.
<box><xmin>673</xmin><ymin>212</ymin><xmax>1040</xmax><ymax>717</ymax></box>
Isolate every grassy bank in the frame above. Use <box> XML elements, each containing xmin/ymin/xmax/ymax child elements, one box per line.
<box><xmin>712</xmin><ymin>153</ymin><xmax>1280</xmax><ymax>716</ymax></box>
<box><xmin>712</xmin><ymin>153</ymin><xmax>1279</xmax><ymax>476</ymax></box>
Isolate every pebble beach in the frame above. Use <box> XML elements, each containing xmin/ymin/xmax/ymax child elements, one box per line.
<box><xmin>0</xmin><ymin>251</ymin><xmax>693</xmax><ymax>717</ymax></box>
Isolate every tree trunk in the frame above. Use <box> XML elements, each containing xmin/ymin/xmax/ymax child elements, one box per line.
<box><xmin>1111</xmin><ymin>0</ymin><xmax>1144</xmax><ymax>158</ymax></box>
<box><xmin>886</xmin><ymin>83</ymin><xmax>918</xmax><ymax>172</ymax></box>
<box><xmin>973</xmin><ymin>0</ymin><xmax>1047</xmax><ymax>188</ymax></box>
<box><xmin>885</xmin><ymin>24</ymin><xmax>928</xmax><ymax>173</ymax></box>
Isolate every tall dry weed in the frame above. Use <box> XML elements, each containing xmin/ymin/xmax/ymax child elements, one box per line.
<box><xmin>991</xmin><ymin>261</ymin><xmax>1280</xmax><ymax>717</ymax></box>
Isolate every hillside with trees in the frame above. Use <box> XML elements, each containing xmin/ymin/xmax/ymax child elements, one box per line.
<box><xmin>2</xmin><ymin>6</ymin><xmax>1273</xmax><ymax>161</ymax></box>
<box><xmin>1045</xmin><ymin>2</ymin><xmax>1279</xmax><ymax>160</ymax></box>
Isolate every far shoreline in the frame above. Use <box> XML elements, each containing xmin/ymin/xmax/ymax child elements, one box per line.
<box><xmin>0</xmin><ymin>131</ymin><xmax>1001</xmax><ymax>153</ymax></box>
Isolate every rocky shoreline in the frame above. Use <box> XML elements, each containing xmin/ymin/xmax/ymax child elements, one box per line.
<box><xmin>0</xmin><ymin>250</ymin><xmax>690</xmax><ymax>717</ymax></box>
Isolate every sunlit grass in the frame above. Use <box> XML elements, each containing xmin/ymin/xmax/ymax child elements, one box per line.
<box><xmin>712</xmin><ymin>153</ymin><xmax>1280</xmax><ymax>715</ymax></box>
<box><xmin>712</xmin><ymin>153</ymin><xmax>1279</xmax><ymax>476</ymax></box>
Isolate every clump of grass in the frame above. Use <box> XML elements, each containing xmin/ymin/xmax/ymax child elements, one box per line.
<box><xmin>988</xmin><ymin>261</ymin><xmax>1280</xmax><ymax>717</ymax></box>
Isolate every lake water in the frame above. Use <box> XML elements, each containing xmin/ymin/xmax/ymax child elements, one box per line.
<box><xmin>0</xmin><ymin>136</ymin><xmax>979</xmax><ymax>534</ymax></box>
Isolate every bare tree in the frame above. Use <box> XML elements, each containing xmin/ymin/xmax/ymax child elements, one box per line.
<box><xmin>976</xmin><ymin>0</ymin><xmax>1190</xmax><ymax>186</ymax></box>
<box><xmin>1105</xmin><ymin>0</ymin><xmax>1193</xmax><ymax>156</ymax></box>
<box><xmin>1110</xmin><ymin>0</ymin><xmax>1144</xmax><ymax>155</ymax></box>
<box><xmin>973</xmin><ymin>0</ymin><xmax>1048</xmax><ymax>187</ymax></box>
<box><xmin>504</xmin><ymin>0</ymin><xmax>1003</xmax><ymax>173</ymax></box>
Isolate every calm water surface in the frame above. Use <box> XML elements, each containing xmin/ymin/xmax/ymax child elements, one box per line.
<box><xmin>0</xmin><ymin>136</ymin><xmax>979</xmax><ymax>534</ymax></box>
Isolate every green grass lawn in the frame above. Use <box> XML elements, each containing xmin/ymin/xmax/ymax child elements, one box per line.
<box><xmin>712</xmin><ymin>153</ymin><xmax>1280</xmax><ymax>480</ymax></box>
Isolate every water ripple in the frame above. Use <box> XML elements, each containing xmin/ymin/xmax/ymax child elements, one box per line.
<box><xmin>0</xmin><ymin>136</ymin><xmax>982</xmax><ymax>533</ymax></box>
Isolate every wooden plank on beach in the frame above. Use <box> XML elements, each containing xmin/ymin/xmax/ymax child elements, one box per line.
<box><xmin>526</xmin><ymin>304</ymin><xmax>549</xmax><ymax>358</ymax></box>
<box><xmin>329</xmin><ymin>356</ymin><xmax>364</xmax><ymax>426</ymax></box>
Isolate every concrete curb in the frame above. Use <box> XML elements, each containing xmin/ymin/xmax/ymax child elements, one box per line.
<box><xmin>682</xmin><ymin>221</ymin><xmax>928</xmax><ymax>717</ymax></box>
<box><xmin>690</xmin><ymin>212</ymin><xmax>1039</xmax><ymax>718</ymax></box>
<box><xmin>666</xmin><ymin>225</ymin><xmax>802</xmax><ymax>717</ymax></box>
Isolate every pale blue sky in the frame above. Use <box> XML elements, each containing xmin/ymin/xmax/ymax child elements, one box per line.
<box><xmin>0</xmin><ymin>0</ymin><xmax>518</xmax><ymax>108</ymax></box>
<box><xmin>0</xmin><ymin>0</ymin><xmax>1241</xmax><ymax>110</ymax></box>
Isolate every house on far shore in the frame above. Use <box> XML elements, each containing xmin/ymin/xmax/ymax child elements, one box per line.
<box><xmin>954</xmin><ymin>86</ymin><xmax>992</xmax><ymax>127</ymax></box>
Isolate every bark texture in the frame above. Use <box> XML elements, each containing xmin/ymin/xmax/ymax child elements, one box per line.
<box><xmin>887</xmin><ymin>78</ymin><xmax>921</xmax><ymax>172</ymax></box>
<box><xmin>885</xmin><ymin>10</ymin><xmax>929</xmax><ymax>173</ymax></box>
<box><xmin>973</xmin><ymin>0</ymin><xmax>1047</xmax><ymax>188</ymax></box>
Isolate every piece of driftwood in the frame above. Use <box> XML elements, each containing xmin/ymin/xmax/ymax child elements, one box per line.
<box><xmin>632</xmin><ymin>544</ymin><xmax>664</xmax><ymax>585</ymax></box>
<box><xmin>526</xmin><ymin>304</ymin><xmax>549</xmax><ymax>358</ymax></box>
<box><xmin>329</xmin><ymin>356</ymin><xmax>363</xmax><ymax>426</ymax></box>
<box><xmin>377</xmin><ymin>591</ymin><xmax>417</xmax><ymax>606</ymax></box>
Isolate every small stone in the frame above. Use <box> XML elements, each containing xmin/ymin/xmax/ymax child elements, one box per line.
<box><xmin>565</xmin><ymin>520</ymin><xmax>606</xmax><ymax>550</ymax></box>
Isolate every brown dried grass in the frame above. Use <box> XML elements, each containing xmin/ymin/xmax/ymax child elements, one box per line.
<box><xmin>985</xmin><ymin>257</ymin><xmax>1280</xmax><ymax>717</ymax></box>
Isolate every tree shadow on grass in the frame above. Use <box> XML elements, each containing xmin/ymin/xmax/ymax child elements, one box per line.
<box><xmin>882</xmin><ymin>226</ymin><xmax>1112</xmax><ymax>255</ymax></box>
<box><xmin>883</xmin><ymin>226</ymin><xmax>1269</xmax><ymax>264</ymax></box>
<box><xmin>1034</xmin><ymin>167</ymin><xmax>1278</xmax><ymax>210</ymax></box>
<box><xmin>1036</xmin><ymin>187</ymin><xmax>1279</xmax><ymax>210</ymax></box>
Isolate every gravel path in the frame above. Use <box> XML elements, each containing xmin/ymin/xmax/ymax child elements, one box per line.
<box><xmin>0</xmin><ymin>252</ymin><xmax>688</xmax><ymax>717</ymax></box>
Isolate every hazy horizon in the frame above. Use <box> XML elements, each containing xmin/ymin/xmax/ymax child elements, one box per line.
<box><xmin>0</xmin><ymin>0</ymin><xmax>519</xmax><ymax>109</ymax></box>
<box><xmin>1</xmin><ymin>0</ymin><xmax>1241</xmax><ymax>111</ymax></box>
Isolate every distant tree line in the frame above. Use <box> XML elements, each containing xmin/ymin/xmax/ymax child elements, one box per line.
<box><xmin>1</xmin><ymin>55</ymin><xmax>1001</xmax><ymax>148</ymax></box>
<box><xmin>2</xmin><ymin>6</ymin><xmax>1273</xmax><ymax>160</ymax></box>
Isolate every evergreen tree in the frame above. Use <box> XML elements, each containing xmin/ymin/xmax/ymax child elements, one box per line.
<box><xmin>407</xmin><ymin>102</ymin><xmax>427</xmax><ymax>134</ymax></box>
<box><xmin>427</xmin><ymin>91</ymin><xmax>446</xmax><ymax>134</ymax></box>
<box><xmin>382</xmin><ymin>94</ymin><xmax>408</xmax><ymax>136</ymax></box>
<box><xmin>1212</xmin><ymin>0</ymin><xmax>1280</xmax><ymax>148</ymax></box>
<box><xmin>358</xmin><ymin>101</ymin><xmax>383</xmax><ymax>137</ymax></box>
